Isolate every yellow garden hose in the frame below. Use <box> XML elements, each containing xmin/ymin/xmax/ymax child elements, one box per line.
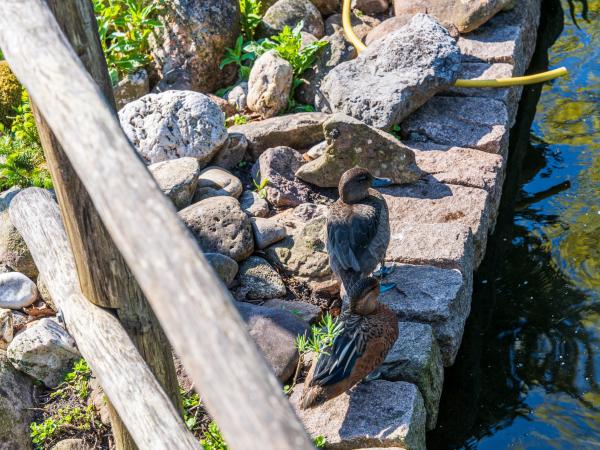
<box><xmin>342</xmin><ymin>0</ymin><xmax>568</xmax><ymax>87</ymax></box>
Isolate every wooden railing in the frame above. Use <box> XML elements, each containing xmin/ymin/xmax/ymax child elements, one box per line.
<box><xmin>0</xmin><ymin>1</ymin><xmax>314</xmax><ymax>449</ymax></box>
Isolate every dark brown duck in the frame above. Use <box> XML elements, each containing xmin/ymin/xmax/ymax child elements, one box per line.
<box><xmin>327</xmin><ymin>167</ymin><xmax>392</xmax><ymax>297</ymax></box>
<box><xmin>300</xmin><ymin>277</ymin><xmax>399</xmax><ymax>409</ymax></box>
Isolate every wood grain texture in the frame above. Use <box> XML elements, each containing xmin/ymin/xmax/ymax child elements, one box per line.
<box><xmin>32</xmin><ymin>2</ymin><xmax>181</xmax><ymax>448</ymax></box>
<box><xmin>0</xmin><ymin>2</ymin><xmax>313</xmax><ymax>449</ymax></box>
<box><xmin>9</xmin><ymin>188</ymin><xmax>200</xmax><ymax>450</ymax></box>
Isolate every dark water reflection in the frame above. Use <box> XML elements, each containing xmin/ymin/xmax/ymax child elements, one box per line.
<box><xmin>429</xmin><ymin>0</ymin><xmax>599</xmax><ymax>448</ymax></box>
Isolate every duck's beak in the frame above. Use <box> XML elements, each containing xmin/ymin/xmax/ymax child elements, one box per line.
<box><xmin>372</xmin><ymin>177</ymin><xmax>393</xmax><ymax>187</ymax></box>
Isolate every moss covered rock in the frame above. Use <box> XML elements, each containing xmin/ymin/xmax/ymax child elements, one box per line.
<box><xmin>0</xmin><ymin>61</ymin><xmax>21</xmax><ymax>128</ymax></box>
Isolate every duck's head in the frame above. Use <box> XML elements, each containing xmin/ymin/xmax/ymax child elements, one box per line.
<box><xmin>348</xmin><ymin>277</ymin><xmax>380</xmax><ymax>315</ymax></box>
<box><xmin>338</xmin><ymin>167</ymin><xmax>374</xmax><ymax>203</ymax></box>
<box><xmin>339</xmin><ymin>167</ymin><xmax>392</xmax><ymax>203</ymax></box>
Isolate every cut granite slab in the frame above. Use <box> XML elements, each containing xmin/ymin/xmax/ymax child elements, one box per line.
<box><xmin>457</xmin><ymin>0</ymin><xmax>541</xmax><ymax>76</ymax></box>
<box><xmin>290</xmin><ymin>380</ymin><xmax>426</xmax><ymax>450</ymax></box>
<box><xmin>408</xmin><ymin>141</ymin><xmax>505</xmax><ymax>228</ymax></box>
<box><xmin>380</xmin><ymin>180</ymin><xmax>491</xmax><ymax>266</ymax></box>
<box><xmin>380</xmin><ymin>321</ymin><xmax>443</xmax><ymax>429</ymax></box>
<box><xmin>446</xmin><ymin>62</ymin><xmax>522</xmax><ymax>127</ymax></box>
<box><xmin>385</xmin><ymin>222</ymin><xmax>475</xmax><ymax>291</ymax></box>
<box><xmin>381</xmin><ymin>264</ymin><xmax>470</xmax><ymax>367</ymax></box>
<box><xmin>401</xmin><ymin>96</ymin><xmax>510</xmax><ymax>157</ymax></box>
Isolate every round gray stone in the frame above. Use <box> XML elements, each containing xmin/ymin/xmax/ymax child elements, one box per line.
<box><xmin>0</xmin><ymin>272</ymin><xmax>38</xmax><ymax>309</ymax></box>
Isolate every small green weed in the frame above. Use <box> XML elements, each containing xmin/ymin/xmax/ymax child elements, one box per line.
<box><xmin>226</xmin><ymin>113</ymin><xmax>249</xmax><ymax>127</ymax></box>
<box><xmin>181</xmin><ymin>388</ymin><xmax>202</xmax><ymax>432</ymax></box>
<box><xmin>239</xmin><ymin>0</ymin><xmax>262</xmax><ymax>40</ymax></box>
<box><xmin>201</xmin><ymin>421</ymin><xmax>228</xmax><ymax>450</ymax></box>
<box><xmin>252</xmin><ymin>171</ymin><xmax>268</xmax><ymax>198</ymax></box>
<box><xmin>314</xmin><ymin>435</ymin><xmax>327</xmax><ymax>448</ymax></box>
<box><xmin>295</xmin><ymin>313</ymin><xmax>343</xmax><ymax>357</ymax></box>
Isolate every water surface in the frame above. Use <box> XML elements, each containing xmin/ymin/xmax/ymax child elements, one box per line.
<box><xmin>430</xmin><ymin>1</ymin><xmax>599</xmax><ymax>448</ymax></box>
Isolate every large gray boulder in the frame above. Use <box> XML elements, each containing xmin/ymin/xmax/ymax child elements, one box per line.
<box><xmin>150</xmin><ymin>0</ymin><xmax>240</xmax><ymax>92</ymax></box>
<box><xmin>236</xmin><ymin>302</ymin><xmax>308</xmax><ymax>382</ymax></box>
<box><xmin>295</xmin><ymin>113</ymin><xmax>422</xmax><ymax>187</ymax></box>
<box><xmin>148</xmin><ymin>157</ymin><xmax>201</xmax><ymax>210</ymax></box>
<box><xmin>317</xmin><ymin>14</ymin><xmax>460</xmax><ymax>130</ymax></box>
<box><xmin>7</xmin><ymin>318</ymin><xmax>80</xmax><ymax>388</ymax></box>
<box><xmin>261</xmin><ymin>0</ymin><xmax>325</xmax><ymax>38</ymax></box>
<box><xmin>290</xmin><ymin>380</ymin><xmax>426</xmax><ymax>449</ymax></box>
<box><xmin>0</xmin><ymin>272</ymin><xmax>38</xmax><ymax>309</ymax></box>
<box><xmin>0</xmin><ymin>349</ymin><xmax>34</xmax><ymax>449</ymax></box>
<box><xmin>179</xmin><ymin>196</ymin><xmax>254</xmax><ymax>262</ymax></box>
<box><xmin>229</xmin><ymin>112</ymin><xmax>328</xmax><ymax>159</ymax></box>
<box><xmin>119</xmin><ymin>91</ymin><xmax>228</xmax><ymax>165</ymax></box>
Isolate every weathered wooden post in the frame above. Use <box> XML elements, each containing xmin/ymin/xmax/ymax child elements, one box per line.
<box><xmin>0</xmin><ymin>0</ymin><xmax>314</xmax><ymax>448</ymax></box>
<box><xmin>28</xmin><ymin>1</ymin><xmax>180</xmax><ymax>449</ymax></box>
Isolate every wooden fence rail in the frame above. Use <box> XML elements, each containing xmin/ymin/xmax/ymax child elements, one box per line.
<box><xmin>0</xmin><ymin>0</ymin><xmax>314</xmax><ymax>449</ymax></box>
<box><xmin>10</xmin><ymin>189</ymin><xmax>200</xmax><ymax>450</ymax></box>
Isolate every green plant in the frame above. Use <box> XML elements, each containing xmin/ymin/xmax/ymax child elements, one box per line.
<box><xmin>0</xmin><ymin>90</ymin><xmax>51</xmax><ymax>191</ymax></box>
<box><xmin>314</xmin><ymin>435</ymin><xmax>327</xmax><ymax>448</ymax></box>
<box><xmin>29</xmin><ymin>359</ymin><xmax>104</xmax><ymax>449</ymax></box>
<box><xmin>239</xmin><ymin>0</ymin><xmax>262</xmax><ymax>40</ymax></box>
<box><xmin>252</xmin><ymin>171</ymin><xmax>268</xmax><ymax>198</ymax></box>
<box><xmin>296</xmin><ymin>313</ymin><xmax>343</xmax><ymax>357</ymax></box>
<box><xmin>201</xmin><ymin>421</ymin><xmax>228</xmax><ymax>450</ymax></box>
<box><xmin>246</xmin><ymin>22</ymin><xmax>328</xmax><ymax>76</ymax></box>
<box><xmin>181</xmin><ymin>388</ymin><xmax>202</xmax><ymax>432</ymax></box>
<box><xmin>30</xmin><ymin>404</ymin><xmax>96</xmax><ymax>448</ymax></box>
<box><xmin>93</xmin><ymin>0</ymin><xmax>163</xmax><ymax>85</ymax></box>
<box><xmin>51</xmin><ymin>359</ymin><xmax>92</xmax><ymax>401</ymax></box>
<box><xmin>226</xmin><ymin>113</ymin><xmax>249</xmax><ymax>127</ymax></box>
<box><xmin>220</xmin><ymin>36</ymin><xmax>256</xmax><ymax>81</ymax></box>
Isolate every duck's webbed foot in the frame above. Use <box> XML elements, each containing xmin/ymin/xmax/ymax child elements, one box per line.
<box><xmin>374</xmin><ymin>262</ymin><xmax>396</xmax><ymax>293</ymax></box>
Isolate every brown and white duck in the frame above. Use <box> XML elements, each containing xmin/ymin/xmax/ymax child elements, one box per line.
<box><xmin>327</xmin><ymin>167</ymin><xmax>395</xmax><ymax>297</ymax></box>
<box><xmin>300</xmin><ymin>277</ymin><xmax>399</xmax><ymax>408</ymax></box>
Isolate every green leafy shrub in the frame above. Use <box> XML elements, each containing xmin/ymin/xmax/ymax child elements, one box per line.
<box><xmin>93</xmin><ymin>0</ymin><xmax>163</xmax><ymax>85</ymax></box>
<box><xmin>0</xmin><ymin>61</ymin><xmax>21</xmax><ymax>128</ymax></box>
<box><xmin>0</xmin><ymin>91</ymin><xmax>52</xmax><ymax>191</ymax></box>
<box><xmin>247</xmin><ymin>22</ymin><xmax>328</xmax><ymax>77</ymax></box>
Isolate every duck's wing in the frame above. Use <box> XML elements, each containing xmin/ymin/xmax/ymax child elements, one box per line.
<box><xmin>327</xmin><ymin>202</ymin><xmax>380</xmax><ymax>273</ymax></box>
<box><xmin>309</xmin><ymin>314</ymin><xmax>368</xmax><ymax>387</ymax></box>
